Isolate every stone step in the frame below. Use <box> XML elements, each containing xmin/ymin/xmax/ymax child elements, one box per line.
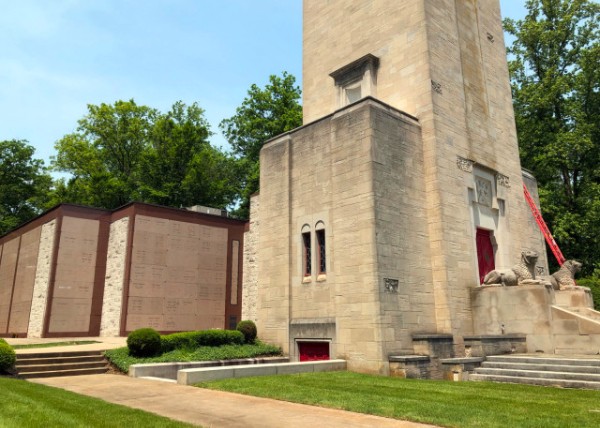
<box><xmin>16</xmin><ymin>350</ymin><xmax>104</xmax><ymax>360</ymax></box>
<box><xmin>475</xmin><ymin>367</ymin><xmax>600</xmax><ymax>382</ymax></box>
<box><xmin>485</xmin><ymin>355</ymin><xmax>600</xmax><ymax>367</ymax></box>
<box><xmin>15</xmin><ymin>350</ymin><xmax>108</xmax><ymax>379</ymax></box>
<box><xmin>469</xmin><ymin>373</ymin><xmax>600</xmax><ymax>390</ymax></box>
<box><xmin>18</xmin><ymin>367</ymin><xmax>108</xmax><ymax>379</ymax></box>
<box><xmin>482</xmin><ymin>361</ymin><xmax>600</xmax><ymax>374</ymax></box>
<box><xmin>16</xmin><ymin>361</ymin><xmax>108</xmax><ymax>373</ymax></box>
<box><xmin>16</xmin><ymin>355</ymin><xmax>105</xmax><ymax>366</ymax></box>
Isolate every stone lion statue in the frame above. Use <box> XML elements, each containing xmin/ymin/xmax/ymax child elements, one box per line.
<box><xmin>549</xmin><ymin>260</ymin><xmax>582</xmax><ymax>290</ymax></box>
<box><xmin>482</xmin><ymin>250</ymin><xmax>538</xmax><ymax>286</ymax></box>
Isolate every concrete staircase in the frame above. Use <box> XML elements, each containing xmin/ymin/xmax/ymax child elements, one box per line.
<box><xmin>470</xmin><ymin>355</ymin><xmax>600</xmax><ymax>390</ymax></box>
<box><xmin>16</xmin><ymin>350</ymin><xmax>109</xmax><ymax>379</ymax></box>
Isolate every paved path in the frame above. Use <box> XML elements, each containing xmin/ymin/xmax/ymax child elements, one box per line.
<box><xmin>33</xmin><ymin>374</ymin><xmax>436</xmax><ymax>428</ymax></box>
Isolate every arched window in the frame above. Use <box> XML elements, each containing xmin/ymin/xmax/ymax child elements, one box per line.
<box><xmin>315</xmin><ymin>221</ymin><xmax>326</xmax><ymax>275</ymax></box>
<box><xmin>301</xmin><ymin>225</ymin><xmax>311</xmax><ymax>277</ymax></box>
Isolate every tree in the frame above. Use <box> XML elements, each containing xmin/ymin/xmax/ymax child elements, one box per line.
<box><xmin>220</xmin><ymin>72</ymin><xmax>303</xmax><ymax>218</ymax></box>
<box><xmin>505</xmin><ymin>0</ymin><xmax>600</xmax><ymax>275</ymax></box>
<box><xmin>139</xmin><ymin>101</ymin><xmax>238</xmax><ymax>209</ymax></box>
<box><xmin>0</xmin><ymin>140</ymin><xmax>52</xmax><ymax>235</ymax></box>
<box><xmin>52</xmin><ymin>99</ymin><xmax>156</xmax><ymax>208</ymax></box>
<box><xmin>51</xmin><ymin>99</ymin><xmax>238</xmax><ymax>211</ymax></box>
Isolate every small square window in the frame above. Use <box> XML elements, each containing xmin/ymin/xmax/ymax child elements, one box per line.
<box><xmin>345</xmin><ymin>85</ymin><xmax>362</xmax><ymax>104</ymax></box>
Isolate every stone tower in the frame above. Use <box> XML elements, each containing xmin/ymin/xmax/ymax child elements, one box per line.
<box><xmin>243</xmin><ymin>0</ymin><xmax>550</xmax><ymax>374</ymax></box>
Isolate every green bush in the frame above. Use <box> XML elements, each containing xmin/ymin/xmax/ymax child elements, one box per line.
<box><xmin>127</xmin><ymin>328</ymin><xmax>162</xmax><ymax>357</ymax></box>
<box><xmin>577</xmin><ymin>277</ymin><xmax>600</xmax><ymax>311</ymax></box>
<box><xmin>0</xmin><ymin>338</ymin><xmax>7</xmax><ymax>345</ymax></box>
<box><xmin>161</xmin><ymin>329</ymin><xmax>244</xmax><ymax>352</ymax></box>
<box><xmin>236</xmin><ymin>320</ymin><xmax>257</xmax><ymax>344</ymax></box>
<box><xmin>0</xmin><ymin>342</ymin><xmax>16</xmax><ymax>372</ymax></box>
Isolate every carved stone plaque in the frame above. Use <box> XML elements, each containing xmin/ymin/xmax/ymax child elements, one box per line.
<box><xmin>475</xmin><ymin>176</ymin><xmax>493</xmax><ymax>207</ymax></box>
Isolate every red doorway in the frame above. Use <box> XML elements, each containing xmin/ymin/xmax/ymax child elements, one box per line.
<box><xmin>476</xmin><ymin>228</ymin><xmax>495</xmax><ymax>284</ymax></box>
<box><xmin>298</xmin><ymin>341</ymin><xmax>330</xmax><ymax>361</ymax></box>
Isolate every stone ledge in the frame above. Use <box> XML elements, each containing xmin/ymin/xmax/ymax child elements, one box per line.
<box><xmin>411</xmin><ymin>334</ymin><xmax>453</xmax><ymax>341</ymax></box>
<box><xmin>440</xmin><ymin>357</ymin><xmax>485</xmax><ymax>364</ymax></box>
<box><xmin>389</xmin><ymin>355</ymin><xmax>430</xmax><ymax>363</ymax></box>
<box><xmin>177</xmin><ymin>359</ymin><xmax>347</xmax><ymax>385</ymax></box>
<box><xmin>464</xmin><ymin>334</ymin><xmax>526</xmax><ymax>341</ymax></box>
<box><xmin>130</xmin><ymin>356</ymin><xmax>289</xmax><ymax>380</ymax></box>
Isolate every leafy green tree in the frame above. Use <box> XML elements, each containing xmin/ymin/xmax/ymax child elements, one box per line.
<box><xmin>51</xmin><ymin>99</ymin><xmax>156</xmax><ymax>208</ymax></box>
<box><xmin>220</xmin><ymin>72</ymin><xmax>303</xmax><ymax>218</ymax></box>
<box><xmin>139</xmin><ymin>101</ymin><xmax>238</xmax><ymax>209</ymax></box>
<box><xmin>0</xmin><ymin>140</ymin><xmax>52</xmax><ymax>235</ymax></box>
<box><xmin>505</xmin><ymin>0</ymin><xmax>600</xmax><ymax>275</ymax></box>
<box><xmin>51</xmin><ymin>99</ymin><xmax>238</xmax><ymax>211</ymax></box>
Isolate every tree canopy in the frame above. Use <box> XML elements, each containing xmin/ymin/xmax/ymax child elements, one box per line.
<box><xmin>51</xmin><ymin>100</ymin><xmax>238</xmax><ymax>211</ymax></box>
<box><xmin>220</xmin><ymin>72</ymin><xmax>303</xmax><ymax>218</ymax></box>
<box><xmin>0</xmin><ymin>140</ymin><xmax>52</xmax><ymax>235</ymax></box>
<box><xmin>505</xmin><ymin>0</ymin><xmax>600</xmax><ymax>274</ymax></box>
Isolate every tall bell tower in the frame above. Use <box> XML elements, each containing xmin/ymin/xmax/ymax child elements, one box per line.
<box><xmin>244</xmin><ymin>1</ymin><xmax>548</xmax><ymax>373</ymax></box>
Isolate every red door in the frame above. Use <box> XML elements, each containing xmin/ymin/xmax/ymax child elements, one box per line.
<box><xmin>476</xmin><ymin>228</ymin><xmax>495</xmax><ymax>284</ymax></box>
<box><xmin>298</xmin><ymin>342</ymin><xmax>330</xmax><ymax>361</ymax></box>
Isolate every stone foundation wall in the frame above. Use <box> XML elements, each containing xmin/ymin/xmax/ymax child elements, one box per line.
<box><xmin>27</xmin><ymin>220</ymin><xmax>57</xmax><ymax>338</ymax></box>
<box><xmin>100</xmin><ymin>216</ymin><xmax>129</xmax><ymax>336</ymax></box>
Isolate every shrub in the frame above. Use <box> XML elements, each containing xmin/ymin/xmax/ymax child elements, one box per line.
<box><xmin>236</xmin><ymin>320</ymin><xmax>257</xmax><ymax>344</ymax></box>
<box><xmin>161</xmin><ymin>329</ymin><xmax>244</xmax><ymax>352</ymax></box>
<box><xmin>577</xmin><ymin>277</ymin><xmax>600</xmax><ymax>311</ymax></box>
<box><xmin>127</xmin><ymin>328</ymin><xmax>162</xmax><ymax>357</ymax></box>
<box><xmin>0</xmin><ymin>338</ymin><xmax>7</xmax><ymax>345</ymax></box>
<box><xmin>0</xmin><ymin>342</ymin><xmax>16</xmax><ymax>372</ymax></box>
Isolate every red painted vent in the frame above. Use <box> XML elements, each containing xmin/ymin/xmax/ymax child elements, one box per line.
<box><xmin>298</xmin><ymin>341</ymin><xmax>330</xmax><ymax>362</ymax></box>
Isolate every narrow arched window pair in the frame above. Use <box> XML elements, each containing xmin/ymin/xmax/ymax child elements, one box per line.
<box><xmin>302</xmin><ymin>222</ymin><xmax>326</xmax><ymax>278</ymax></box>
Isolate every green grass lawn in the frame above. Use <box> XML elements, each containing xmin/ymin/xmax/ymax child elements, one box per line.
<box><xmin>199</xmin><ymin>371</ymin><xmax>600</xmax><ymax>428</ymax></box>
<box><xmin>11</xmin><ymin>341</ymin><xmax>100</xmax><ymax>350</ymax></box>
<box><xmin>0</xmin><ymin>377</ymin><xmax>194</xmax><ymax>427</ymax></box>
<box><xmin>105</xmin><ymin>342</ymin><xmax>281</xmax><ymax>372</ymax></box>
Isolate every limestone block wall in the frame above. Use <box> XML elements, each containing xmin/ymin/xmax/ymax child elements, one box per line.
<box><xmin>256</xmin><ymin>136</ymin><xmax>292</xmax><ymax>351</ymax></box>
<box><xmin>371</xmin><ymin>104</ymin><xmax>437</xmax><ymax>358</ymax></box>
<box><xmin>418</xmin><ymin>0</ymin><xmax>548</xmax><ymax>341</ymax></box>
<box><xmin>303</xmin><ymin>0</ymin><xmax>431</xmax><ymax>123</ymax></box>
<box><xmin>27</xmin><ymin>220</ymin><xmax>57</xmax><ymax>337</ymax></box>
<box><xmin>242</xmin><ymin>195</ymin><xmax>259</xmax><ymax>323</ymax></box>
<box><xmin>290</xmin><ymin>103</ymin><xmax>382</xmax><ymax>373</ymax></box>
<box><xmin>100</xmin><ymin>216</ymin><xmax>129</xmax><ymax>337</ymax></box>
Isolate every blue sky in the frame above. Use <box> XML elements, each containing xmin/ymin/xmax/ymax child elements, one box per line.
<box><xmin>1</xmin><ymin>1</ymin><xmax>526</xmax><ymax>164</ymax></box>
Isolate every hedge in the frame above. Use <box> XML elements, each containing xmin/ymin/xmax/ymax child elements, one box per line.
<box><xmin>577</xmin><ymin>277</ymin><xmax>600</xmax><ymax>311</ymax></box>
<box><xmin>127</xmin><ymin>328</ymin><xmax>162</xmax><ymax>357</ymax></box>
<box><xmin>0</xmin><ymin>342</ymin><xmax>16</xmax><ymax>372</ymax></box>
<box><xmin>161</xmin><ymin>329</ymin><xmax>244</xmax><ymax>352</ymax></box>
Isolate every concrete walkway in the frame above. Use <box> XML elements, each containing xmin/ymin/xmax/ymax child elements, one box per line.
<box><xmin>32</xmin><ymin>374</ymin><xmax>435</xmax><ymax>428</ymax></box>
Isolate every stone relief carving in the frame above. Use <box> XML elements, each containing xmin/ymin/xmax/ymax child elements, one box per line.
<box><xmin>384</xmin><ymin>278</ymin><xmax>399</xmax><ymax>293</ymax></box>
<box><xmin>483</xmin><ymin>250</ymin><xmax>540</xmax><ymax>286</ymax></box>
<box><xmin>475</xmin><ymin>177</ymin><xmax>493</xmax><ymax>207</ymax></box>
<box><xmin>548</xmin><ymin>260</ymin><xmax>582</xmax><ymax>290</ymax></box>
<box><xmin>496</xmin><ymin>173</ymin><xmax>510</xmax><ymax>188</ymax></box>
<box><xmin>456</xmin><ymin>156</ymin><xmax>474</xmax><ymax>172</ymax></box>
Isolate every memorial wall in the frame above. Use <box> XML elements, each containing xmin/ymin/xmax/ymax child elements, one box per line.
<box><xmin>125</xmin><ymin>215</ymin><xmax>229</xmax><ymax>332</ymax></box>
<box><xmin>0</xmin><ymin>203</ymin><xmax>246</xmax><ymax>338</ymax></box>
